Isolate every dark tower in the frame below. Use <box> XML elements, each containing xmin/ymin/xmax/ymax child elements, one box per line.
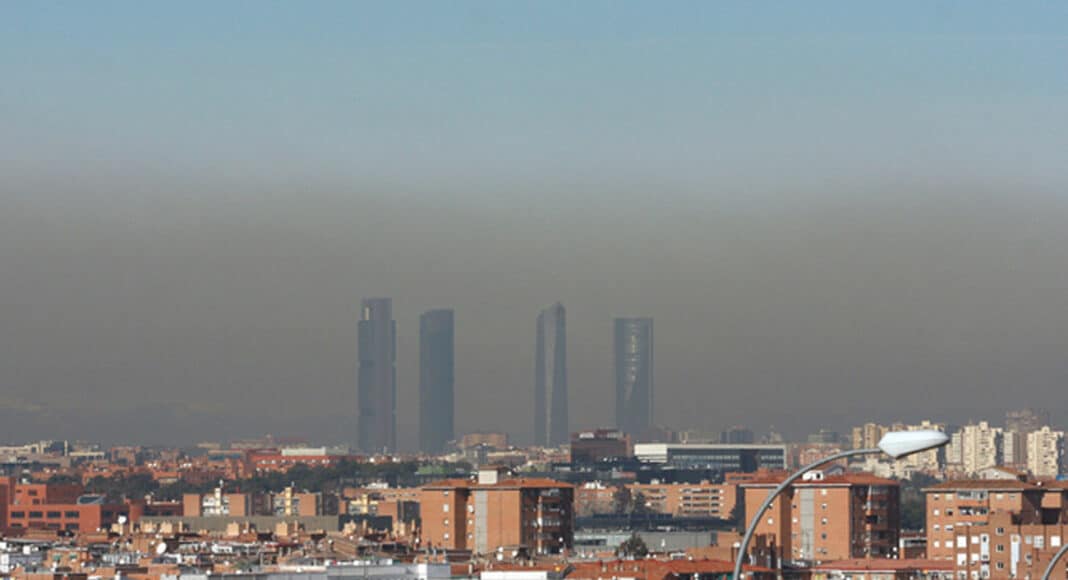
<box><xmin>614</xmin><ymin>317</ymin><xmax>653</xmax><ymax>438</ymax></box>
<box><xmin>358</xmin><ymin>298</ymin><xmax>396</xmax><ymax>453</ymax></box>
<box><xmin>419</xmin><ymin>309</ymin><xmax>455</xmax><ymax>454</ymax></box>
<box><xmin>535</xmin><ymin>303</ymin><xmax>568</xmax><ymax>446</ymax></box>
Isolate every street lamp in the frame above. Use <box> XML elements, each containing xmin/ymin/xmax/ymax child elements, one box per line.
<box><xmin>732</xmin><ymin>430</ymin><xmax>949</xmax><ymax>580</ymax></box>
<box><xmin>1041</xmin><ymin>543</ymin><xmax>1068</xmax><ymax>580</ymax></box>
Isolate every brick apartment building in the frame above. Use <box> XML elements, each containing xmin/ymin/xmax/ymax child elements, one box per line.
<box><xmin>245</xmin><ymin>448</ymin><xmax>362</xmax><ymax>473</ymax></box>
<box><xmin>420</xmin><ymin>467</ymin><xmax>574</xmax><ymax>555</ymax></box>
<box><xmin>0</xmin><ymin>477</ymin><xmax>130</xmax><ymax>533</ymax></box>
<box><xmin>924</xmin><ymin>477</ymin><xmax>1068</xmax><ymax>578</ymax></box>
<box><xmin>182</xmin><ymin>485</ymin><xmax>328</xmax><ymax>517</ymax></box>
<box><xmin>944</xmin><ymin>510</ymin><xmax>1068</xmax><ymax>579</ymax></box>
<box><xmin>924</xmin><ymin>479</ymin><xmax>1049</xmax><ymax>560</ymax></box>
<box><xmin>575</xmin><ymin>482</ymin><xmax>624</xmax><ymax>517</ymax></box>
<box><xmin>459</xmin><ymin>432</ymin><xmax>510</xmax><ymax>451</ymax></box>
<box><xmin>628</xmin><ymin>481</ymin><xmax>737</xmax><ymax>519</ymax></box>
<box><xmin>741</xmin><ymin>470</ymin><xmax>900</xmax><ymax>564</ymax></box>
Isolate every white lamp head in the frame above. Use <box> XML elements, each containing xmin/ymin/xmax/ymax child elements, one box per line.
<box><xmin>877</xmin><ymin>430</ymin><xmax>949</xmax><ymax>459</ymax></box>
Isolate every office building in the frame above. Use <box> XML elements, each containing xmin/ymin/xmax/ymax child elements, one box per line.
<box><xmin>614</xmin><ymin>317</ymin><xmax>653</xmax><ymax>438</ymax></box>
<box><xmin>419</xmin><ymin>309</ymin><xmax>454</xmax><ymax>454</ymax></box>
<box><xmin>634</xmin><ymin>443</ymin><xmax>787</xmax><ymax>472</ymax></box>
<box><xmin>535</xmin><ymin>302</ymin><xmax>568</xmax><ymax>446</ymax></box>
<box><xmin>721</xmin><ymin>426</ymin><xmax>755</xmax><ymax>444</ymax></box>
<box><xmin>570</xmin><ymin>429</ymin><xmax>630</xmax><ymax>464</ymax></box>
<box><xmin>358</xmin><ymin>298</ymin><xmax>396</xmax><ymax>453</ymax></box>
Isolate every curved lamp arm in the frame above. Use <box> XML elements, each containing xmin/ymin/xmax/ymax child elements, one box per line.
<box><xmin>1042</xmin><ymin>543</ymin><xmax>1068</xmax><ymax>580</ymax></box>
<box><xmin>732</xmin><ymin>448</ymin><xmax>881</xmax><ymax>580</ymax></box>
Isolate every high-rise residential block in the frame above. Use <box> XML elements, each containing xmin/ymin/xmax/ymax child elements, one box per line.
<box><xmin>1026</xmin><ymin>426</ymin><xmax>1064</xmax><ymax>478</ymax></box>
<box><xmin>851</xmin><ymin>422</ymin><xmax>888</xmax><ymax>451</ymax></box>
<box><xmin>1006</xmin><ymin>408</ymin><xmax>1052</xmax><ymax>467</ymax></box>
<box><xmin>614</xmin><ymin>317</ymin><xmax>653</xmax><ymax>438</ymax></box>
<box><xmin>535</xmin><ymin>303</ymin><xmax>568</xmax><ymax>447</ymax></box>
<box><xmin>357</xmin><ymin>298</ymin><xmax>396</xmax><ymax>453</ymax></box>
<box><xmin>419</xmin><ymin>309</ymin><xmax>455</xmax><ymax>454</ymax></box>
<box><xmin>959</xmin><ymin>421</ymin><xmax>1003</xmax><ymax>475</ymax></box>
<box><xmin>1006</xmin><ymin>408</ymin><xmax>1050</xmax><ymax>434</ymax></box>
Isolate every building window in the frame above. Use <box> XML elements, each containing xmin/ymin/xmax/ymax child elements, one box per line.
<box><xmin>64</xmin><ymin>523</ymin><xmax>79</xmax><ymax>531</ymax></box>
<box><xmin>996</xmin><ymin>544</ymin><xmax>1004</xmax><ymax>552</ymax></box>
<box><xmin>29</xmin><ymin>511</ymin><xmax>43</xmax><ymax>518</ymax></box>
<box><xmin>10</xmin><ymin>511</ymin><xmax>25</xmax><ymax>518</ymax></box>
<box><xmin>47</xmin><ymin>511</ymin><xmax>61</xmax><ymax>519</ymax></box>
<box><xmin>996</xmin><ymin>527</ymin><xmax>1005</xmax><ymax>536</ymax></box>
<box><xmin>997</xmin><ymin>562</ymin><xmax>1005</xmax><ymax>570</ymax></box>
<box><xmin>65</xmin><ymin>511</ymin><xmax>79</xmax><ymax>518</ymax></box>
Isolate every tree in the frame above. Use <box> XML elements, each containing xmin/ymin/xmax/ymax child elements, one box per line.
<box><xmin>899</xmin><ymin>472</ymin><xmax>939</xmax><ymax>531</ymax></box>
<box><xmin>618</xmin><ymin>533</ymin><xmax>649</xmax><ymax>559</ymax></box>
<box><xmin>627</xmin><ymin>491</ymin><xmax>651</xmax><ymax>515</ymax></box>
<box><xmin>728</xmin><ymin>496</ymin><xmax>746</xmax><ymax>531</ymax></box>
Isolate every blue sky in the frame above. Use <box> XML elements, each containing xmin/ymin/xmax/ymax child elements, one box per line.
<box><xmin>3</xmin><ymin>1</ymin><xmax>1067</xmax><ymax>190</ymax></box>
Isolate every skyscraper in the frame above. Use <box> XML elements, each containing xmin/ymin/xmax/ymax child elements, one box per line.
<box><xmin>614</xmin><ymin>317</ymin><xmax>653</xmax><ymax>438</ymax></box>
<box><xmin>419</xmin><ymin>309</ymin><xmax>454</xmax><ymax>454</ymax></box>
<box><xmin>357</xmin><ymin>298</ymin><xmax>396</xmax><ymax>453</ymax></box>
<box><xmin>535</xmin><ymin>303</ymin><xmax>568</xmax><ymax>447</ymax></box>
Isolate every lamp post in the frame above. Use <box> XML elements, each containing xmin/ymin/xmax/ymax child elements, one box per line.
<box><xmin>732</xmin><ymin>430</ymin><xmax>949</xmax><ymax>580</ymax></box>
<box><xmin>1041</xmin><ymin>543</ymin><xmax>1068</xmax><ymax>580</ymax></box>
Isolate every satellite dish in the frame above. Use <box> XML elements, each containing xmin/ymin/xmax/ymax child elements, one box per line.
<box><xmin>156</xmin><ymin>543</ymin><xmax>168</xmax><ymax>555</ymax></box>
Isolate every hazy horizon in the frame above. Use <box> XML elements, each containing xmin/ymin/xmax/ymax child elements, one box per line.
<box><xmin>3</xmin><ymin>2</ymin><xmax>1068</xmax><ymax>448</ymax></box>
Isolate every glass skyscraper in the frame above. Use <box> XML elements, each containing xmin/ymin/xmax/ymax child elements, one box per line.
<box><xmin>614</xmin><ymin>317</ymin><xmax>653</xmax><ymax>438</ymax></box>
<box><xmin>419</xmin><ymin>308</ymin><xmax>454</xmax><ymax>454</ymax></box>
<box><xmin>535</xmin><ymin>303</ymin><xmax>568</xmax><ymax>446</ymax></box>
<box><xmin>357</xmin><ymin>297</ymin><xmax>396</xmax><ymax>453</ymax></box>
